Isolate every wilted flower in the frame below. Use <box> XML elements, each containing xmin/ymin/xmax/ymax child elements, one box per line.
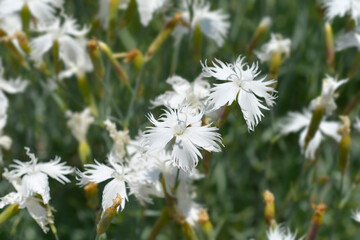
<box><xmin>30</xmin><ymin>16</ymin><xmax>89</xmax><ymax>66</ymax></box>
<box><xmin>77</xmin><ymin>153</ymin><xmax>129</xmax><ymax>215</ymax></box>
<box><xmin>3</xmin><ymin>147</ymin><xmax>73</xmax><ymax>205</ymax></box>
<box><xmin>266</xmin><ymin>224</ymin><xmax>300</xmax><ymax>240</ymax></box>
<box><xmin>0</xmin><ymin>0</ymin><xmax>63</xmax><ymax>23</ymax></box>
<box><xmin>151</xmin><ymin>75</ymin><xmax>210</xmax><ymax>109</ymax></box>
<box><xmin>202</xmin><ymin>56</ymin><xmax>277</xmax><ymax>131</ymax></box>
<box><xmin>104</xmin><ymin>119</ymin><xmax>130</xmax><ymax>159</ymax></box>
<box><xmin>310</xmin><ymin>75</ymin><xmax>348</xmax><ymax>115</ymax></box>
<box><xmin>66</xmin><ymin>108</ymin><xmax>94</xmax><ymax>143</ymax></box>
<box><xmin>255</xmin><ymin>33</ymin><xmax>291</xmax><ymax>62</ymax></box>
<box><xmin>279</xmin><ymin>109</ymin><xmax>342</xmax><ymax>160</ymax></box>
<box><xmin>145</xmin><ymin>106</ymin><xmax>222</xmax><ymax>172</ymax></box>
<box><xmin>99</xmin><ymin>0</ymin><xmax>167</xmax><ymax>28</ymax></box>
<box><xmin>174</xmin><ymin>0</ymin><xmax>230</xmax><ymax>47</ymax></box>
<box><xmin>323</xmin><ymin>0</ymin><xmax>360</xmax><ymax>23</ymax></box>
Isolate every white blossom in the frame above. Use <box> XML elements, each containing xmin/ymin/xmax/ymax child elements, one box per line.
<box><xmin>202</xmin><ymin>56</ymin><xmax>277</xmax><ymax>131</ymax></box>
<box><xmin>310</xmin><ymin>75</ymin><xmax>348</xmax><ymax>115</ymax></box>
<box><xmin>352</xmin><ymin>209</ymin><xmax>360</xmax><ymax>223</ymax></box>
<box><xmin>174</xmin><ymin>0</ymin><xmax>230</xmax><ymax>47</ymax></box>
<box><xmin>145</xmin><ymin>106</ymin><xmax>222</xmax><ymax>172</ymax></box>
<box><xmin>104</xmin><ymin>119</ymin><xmax>130</xmax><ymax>159</ymax></box>
<box><xmin>335</xmin><ymin>27</ymin><xmax>360</xmax><ymax>52</ymax></box>
<box><xmin>58</xmin><ymin>49</ymin><xmax>93</xmax><ymax>80</ymax></box>
<box><xmin>255</xmin><ymin>33</ymin><xmax>291</xmax><ymax>62</ymax></box>
<box><xmin>266</xmin><ymin>224</ymin><xmax>301</xmax><ymax>240</ymax></box>
<box><xmin>151</xmin><ymin>75</ymin><xmax>210</xmax><ymax>109</ymax></box>
<box><xmin>323</xmin><ymin>0</ymin><xmax>360</xmax><ymax>23</ymax></box>
<box><xmin>99</xmin><ymin>0</ymin><xmax>166</xmax><ymax>28</ymax></box>
<box><xmin>354</xmin><ymin>117</ymin><xmax>360</xmax><ymax>131</ymax></box>
<box><xmin>30</xmin><ymin>16</ymin><xmax>89</xmax><ymax>66</ymax></box>
<box><xmin>4</xmin><ymin>147</ymin><xmax>73</xmax><ymax>205</ymax></box>
<box><xmin>66</xmin><ymin>108</ymin><xmax>94</xmax><ymax>143</ymax></box>
<box><xmin>77</xmin><ymin>153</ymin><xmax>129</xmax><ymax>215</ymax></box>
<box><xmin>0</xmin><ymin>0</ymin><xmax>63</xmax><ymax>23</ymax></box>
<box><xmin>279</xmin><ymin>109</ymin><xmax>342</xmax><ymax>160</ymax></box>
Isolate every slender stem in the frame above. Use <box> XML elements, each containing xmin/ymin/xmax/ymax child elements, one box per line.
<box><xmin>0</xmin><ymin>204</ymin><xmax>20</xmax><ymax>226</ymax></box>
<box><xmin>148</xmin><ymin>208</ymin><xmax>170</xmax><ymax>240</ymax></box>
<box><xmin>330</xmin><ymin>174</ymin><xmax>345</xmax><ymax>240</ymax></box>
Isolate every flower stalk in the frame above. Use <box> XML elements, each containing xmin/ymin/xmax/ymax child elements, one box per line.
<box><xmin>337</xmin><ymin>116</ymin><xmax>351</xmax><ymax>176</ymax></box>
<box><xmin>306</xmin><ymin>203</ymin><xmax>327</xmax><ymax>240</ymax></box>
<box><xmin>20</xmin><ymin>4</ymin><xmax>31</xmax><ymax>35</ymax></box>
<box><xmin>77</xmin><ymin>74</ymin><xmax>98</xmax><ymax>117</ymax></box>
<box><xmin>87</xmin><ymin>39</ymin><xmax>105</xmax><ymax>80</ymax></box>
<box><xmin>304</xmin><ymin>107</ymin><xmax>325</xmax><ymax>150</ymax></box>
<box><xmin>0</xmin><ymin>204</ymin><xmax>20</xmax><ymax>226</ymax></box>
<box><xmin>247</xmin><ymin>17</ymin><xmax>271</xmax><ymax>54</ymax></box>
<box><xmin>324</xmin><ymin>22</ymin><xmax>335</xmax><ymax>73</ymax></box>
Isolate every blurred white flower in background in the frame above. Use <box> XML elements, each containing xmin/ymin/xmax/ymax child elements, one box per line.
<box><xmin>310</xmin><ymin>75</ymin><xmax>348</xmax><ymax>115</ymax></box>
<box><xmin>174</xmin><ymin>0</ymin><xmax>230</xmax><ymax>47</ymax></box>
<box><xmin>104</xmin><ymin>119</ymin><xmax>130</xmax><ymax>159</ymax></box>
<box><xmin>255</xmin><ymin>33</ymin><xmax>291</xmax><ymax>62</ymax></box>
<box><xmin>323</xmin><ymin>0</ymin><xmax>360</xmax><ymax>23</ymax></box>
<box><xmin>279</xmin><ymin>109</ymin><xmax>342</xmax><ymax>160</ymax></box>
<box><xmin>151</xmin><ymin>75</ymin><xmax>210</xmax><ymax>109</ymax></box>
<box><xmin>99</xmin><ymin>0</ymin><xmax>167</xmax><ymax>28</ymax></box>
<box><xmin>202</xmin><ymin>56</ymin><xmax>277</xmax><ymax>131</ymax></box>
<box><xmin>354</xmin><ymin>117</ymin><xmax>360</xmax><ymax>131</ymax></box>
<box><xmin>352</xmin><ymin>209</ymin><xmax>360</xmax><ymax>223</ymax></box>
<box><xmin>58</xmin><ymin>51</ymin><xmax>93</xmax><ymax>80</ymax></box>
<box><xmin>0</xmin><ymin>114</ymin><xmax>12</xmax><ymax>164</ymax></box>
<box><xmin>145</xmin><ymin>106</ymin><xmax>222</xmax><ymax>172</ymax></box>
<box><xmin>335</xmin><ymin>27</ymin><xmax>360</xmax><ymax>51</ymax></box>
<box><xmin>30</xmin><ymin>16</ymin><xmax>89</xmax><ymax>66</ymax></box>
<box><xmin>0</xmin><ymin>0</ymin><xmax>63</xmax><ymax>23</ymax></box>
<box><xmin>0</xmin><ymin>14</ymin><xmax>24</xmax><ymax>54</ymax></box>
<box><xmin>66</xmin><ymin>108</ymin><xmax>94</xmax><ymax>143</ymax></box>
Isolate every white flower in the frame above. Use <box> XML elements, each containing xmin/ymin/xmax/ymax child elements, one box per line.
<box><xmin>280</xmin><ymin>109</ymin><xmax>342</xmax><ymax>160</ymax></box>
<box><xmin>352</xmin><ymin>209</ymin><xmax>360</xmax><ymax>223</ymax></box>
<box><xmin>151</xmin><ymin>75</ymin><xmax>210</xmax><ymax>109</ymax></box>
<box><xmin>266</xmin><ymin>225</ymin><xmax>300</xmax><ymax>240</ymax></box>
<box><xmin>0</xmin><ymin>114</ymin><xmax>12</xmax><ymax>164</ymax></box>
<box><xmin>30</xmin><ymin>16</ymin><xmax>89</xmax><ymax>66</ymax></box>
<box><xmin>66</xmin><ymin>108</ymin><xmax>94</xmax><ymax>143</ymax></box>
<box><xmin>0</xmin><ymin>57</ymin><xmax>28</xmax><ymax>115</ymax></box>
<box><xmin>4</xmin><ymin>147</ymin><xmax>73</xmax><ymax>205</ymax></box>
<box><xmin>310</xmin><ymin>75</ymin><xmax>348</xmax><ymax>115</ymax></box>
<box><xmin>174</xmin><ymin>0</ymin><xmax>230</xmax><ymax>47</ymax></box>
<box><xmin>354</xmin><ymin>117</ymin><xmax>360</xmax><ymax>131</ymax></box>
<box><xmin>99</xmin><ymin>0</ymin><xmax>166</xmax><ymax>28</ymax></box>
<box><xmin>0</xmin><ymin>14</ymin><xmax>24</xmax><ymax>55</ymax></box>
<box><xmin>335</xmin><ymin>27</ymin><xmax>360</xmax><ymax>51</ymax></box>
<box><xmin>77</xmin><ymin>153</ymin><xmax>129</xmax><ymax>214</ymax></box>
<box><xmin>202</xmin><ymin>56</ymin><xmax>277</xmax><ymax>131</ymax></box>
<box><xmin>323</xmin><ymin>0</ymin><xmax>360</xmax><ymax>23</ymax></box>
<box><xmin>58</xmin><ymin>49</ymin><xmax>93</xmax><ymax>80</ymax></box>
<box><xmin>255</xmin><ymin>33</ymin><xmax>291</xmax><ymax>62</ymax></box>
<box><xmin>145</xmin><ymin>106</ymin><xmax>222</xmax><ymax>172</ymax></box>
<box><xmin>0</xmin><ymin>0</ymin><xmax>63</xmax><ymax>23</ymax></box>
<box><xmin>104</xmin><ymin>119</ymin><xmax>130</xmax><ymax>159</ymax></box>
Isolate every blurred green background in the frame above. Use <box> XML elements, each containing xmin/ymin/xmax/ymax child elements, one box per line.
<box><xmin>1</xmin><ymin>0</ymin><xmax>360</xmax><ymax>239</ymax></box>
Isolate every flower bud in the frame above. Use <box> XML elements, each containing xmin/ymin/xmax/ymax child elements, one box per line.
<box><xmin>269</xmin><ymin>52</ymin><xmax>282</xmax><ymax>89</ymax></box>
<box><xmin>247</xmin><ymin>17</ymin><xmax>271</xmax><ymax>54</ymax></box>
<box><xmin>97</xmin><ymin>193</ymin><xmax>122</xmax><ymax>234</ymax></box>
<box><xmin>124</xmin><ymin>49</ymin><xmax>144</xmax><ymax>72</ymax></box>
<box><xmin>107</xmin><ymin>0</ymin><xmax>120</xmax><ymax>41</ymax></box>
<box><xmin>304</xmin><ymin>107</ymin><xmax>325</xmax><ymax>150</ymax></box>
<box><xmin>77</xmin><ymin>74</ymin><xmax>98</xmax><ymax>117</ymax></box>
<box><xmin>338</xmin><ymin>116</ymin><xmax>351</xmax><ymax>176</ymax></box>
<box><xmin>193</xmin><ymin>23</ymin><xmax>203</xmax><ymax>65</ymax></box>
<box><xmin>263</xmin><ymin>190</ymin><xmax>276</xmax><ymax>229</ymax></box>
<box><xmin>20</xmin><ymin>4</ymin><xmax>31</xmax><ymax>34</ymax></box>
<box><xmin>306</xmin><ymin>203</ymin><xmax>327</xmax><ymax>240</ymax></box>
<box><xmin>145</xmin><ymin>12</ymin><xmax>183</xmax><ymax>62</ymax></box>
<box><xmin>324</xmin><ymin>22</ymin><xmax>334</xmax><ymax>72</ymax></box>
<box><xmin>98</xmin><ymin>41</ymin><xmax>129</xmax><ymax>86</ymax></box>
<box><xmin>84</xmin><ymin>182</ymin><xmax>99</xmax><ymax>209</ymax></box>
<box><xmin>0</xmin><ymin>204</ymin><xmax>20</xmax><ymax>226</ymax></box>
<box><xmin>198</xmin><ymin>209</ymin><xmax>213</xmax><ymax>237</ymax></box>
<box><xmin>14</xmin><ymin>31</ymin><xmax>31</xmax><ymax>54</ymax></box>
<box><xmin>78</xmin><ymin>140</ymin><xmax>92</xmax><ymax>165</ymax></box>
<box><xmin>87</xmin><ymin>39</ymin><xmax>105</xmax><ymax>80</ymax></box>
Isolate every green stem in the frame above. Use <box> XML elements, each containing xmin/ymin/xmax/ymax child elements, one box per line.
<box><xmin>0</xmin><ymin>204</ymin><xmax>20</xmax><ymax>226</ymax></box>
<box><xmin>148</xmin><ymin>208</ymin><xmax>170</xmax><ymax>240</ymax></box>
<box><xmin>330</xmin><ymin>174</ymin><xmax>345</xmax><ymax>240</ymax></box>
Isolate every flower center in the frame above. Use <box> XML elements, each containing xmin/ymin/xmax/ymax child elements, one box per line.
<box><xmin>173</xmin><ymin>121</ymin><xmax>187</xmax><ymax>136</ymax></box>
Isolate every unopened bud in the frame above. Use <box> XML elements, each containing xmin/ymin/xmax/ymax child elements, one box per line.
<box><xmin>87</xmin><ymin>39</ymin><xmax>105</xmax><ymax>80</ymax></box>
<box><xmin>97</xmin><ymin>193</ymin><xmax>122</xmax><ymax>234</ymax></box>
<box><xmin>145</xmin><ymin>12</ymin><xmax>183</xmax><ymax>62</ymax></box>
<box><xmin>269</xmin><ymin>52</ymin><xmax>282</xmax><ymax>89</ymax></box>
<box><xmin>0</xmin><ymin>204</ymin><xmax>20</xmax><ymax>226</ymax></box>
<box><xmin>263</xmin><ymin>190</ymin><xmax>276</xmax><ymax>229</ymax></box>
<box><xmin>78</xmin><ymin>140</ymin><xmax>91</xmax><ymax>165</ymax></box>
<box><xmin>324</xmin><ymin>22</ymin><xmax>334</xmax><ymax>72</ymax></box>
<box><xmin>77</xmin><ymin>75</ymin><xmax>98</xmax><ymax>117</ymax></box>
<box><xmin>306</xmin><ymin>203</ymin><xmax>327</xmax><ymax>240</ymax></box>
<box><xmin>20</xmin><ymin>4</ymin><xmax>31</xmax><ymax>34</ymax></box>
<box><xmin>14</xmin><ymin>31</ymin><xmax>30</xmax><ymax>54</ymax></box>
<box><xmin>338</xmin><ymin>116</ymin><xmax>351</xmax><ymax>175</ymax></box>
<box><xmin>98</xmin><ymin>41</ymin><xmax>129</xmax><ymax>86</ymax></box>
<box><xmin>124</xmin><ymin>49</ymin><xmax>143</xmax><ymax>72</ymax></box>
<box><xmin>193</xmin><ymin>24</ymin><xmax>203</xmax><ymax>65</ymax></box>
<box><xmin>84</xmin><ymin>182</ymin><xmax>99</xmax><ymax>209</ymax></box>
<box><xmin>304</xmin><ymin>107</ymin><xmax>325</xmax><ymax>150</ymax></box>
<box><xmin>198</xmin><ymin>209</ymin><xmax>213</xmax><ymax>237</ymax></box>
<box><xmin>247</xmin><ymin>17</ymin><xmax>271</xmax><ymax>54</ymax></box>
